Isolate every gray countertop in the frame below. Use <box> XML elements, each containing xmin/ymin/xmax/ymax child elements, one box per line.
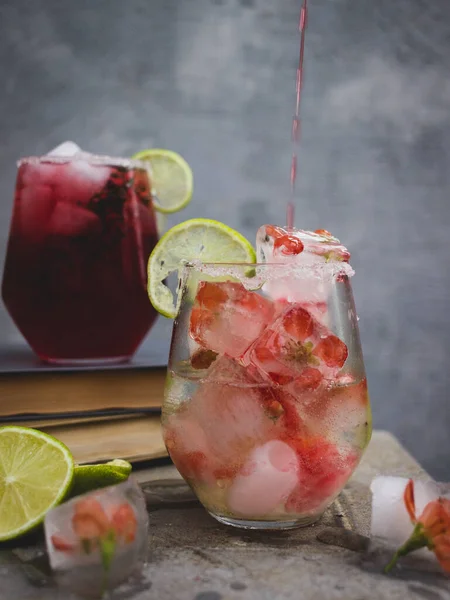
<box><xmin>1</xmin><ymin>431</ymin><xmax>449</xmax><ymax>600</ymax></box>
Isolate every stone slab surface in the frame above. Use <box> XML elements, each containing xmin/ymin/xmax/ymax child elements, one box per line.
<box><xmin>0</xmin><ymin>431</ymin><xmax>449</xmax><ymax>600</ymax></box>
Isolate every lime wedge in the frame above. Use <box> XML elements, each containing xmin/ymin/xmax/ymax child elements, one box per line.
<box><xmin>132</xmin><ymin>149</ymin><xmax>193</xmax><ymax>214</ymax></box>
<box><xmin>147</xmin><ymin>218</ymin><xmax>256</xmax><ymax>318</ymax></box>
<box><xmin>0</xmin><ymin>426</ymin><xmax>74</xmax><ymax>541</ymax></box>
<box><xmin>70</xmin><ymin>459</ymin><xmax>132</xmax><ymax>497</ymax></box>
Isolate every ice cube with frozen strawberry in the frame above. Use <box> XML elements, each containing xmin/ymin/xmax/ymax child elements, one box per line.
<box><xmin>189</xmin><ymin>281</ymin><xmax>275</xmax><ymax>359</ymax></box>
<box><xmin>164</xmin><ymin>357</ymin><xmax>281</xmax><ymax>483</ymax></box>
<box><xmin>256</xmin><ymin>225</ymin><xmax>351</xmax><ymax>264</ymax></box>
<box><xmin>246</xmin><ymin>303</ymin><xmax>348</xmax><ymax>386</ymax></box>
<box><xmin>255</xmin><ymin>226</ymin><xmax>353</xmax><ymax>318</ymax></box>
<box><xmin>283</xmin><ymin>434</ymin><xmax>358</xmax><ymax>515</ymax></box>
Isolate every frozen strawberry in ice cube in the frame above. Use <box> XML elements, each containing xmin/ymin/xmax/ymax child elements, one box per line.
<box><xmin>269</xmin><ymin>388</ymin><xmax>307</xmax><ymax>436</ymax></box>
<box><xmin>313</xmin><ymin>335</ymin><xmax>348</xmax><ymax>369</ymax></box>
<box><xmin>257</xmin><ymin>225</ymin><xmax>351</xmax><ymax>264</ymax></box>
<box><xmin>227</xmin><ymin>440</ymin><xmax>299</xmax><ymax>518</ymax></box>
<box><xmin>190</xmin><ymin>348</ymin><xmax>218</xmax><ymax>370</ymax></box>
<box><xmin>165</xmin><ymin>357</ymin><xmax>280</xmax><ymax>483</ymax></box>
<box><xmin>284</xmin><ymin>435</ymin><xmax>357</xmax><ymax>514</ymax></box>
<box><xmin>247</xmin><ymin>304</ymin><xmax>348</xmax><ymax>386</ymax></box>
<box><xmin>255</xmin><ymin>226</ymin><xmax>353</xmax><ymax>314</ymax></box>
<box><xmin>189</xmin><ymin>281</ymin><xmax>275</xmax><ymax>358</ymax></box>
<box><xmin>164</xmin><ymin>415</ymin><xmax>216</xmax><ymax>482</ymax></box>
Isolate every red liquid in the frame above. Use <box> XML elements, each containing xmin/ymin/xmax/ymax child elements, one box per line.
<box><xmin>2</xmin><ymin>157</ymin><xmax>159</xmax><ymax>363</ymax></box>
<box><xmin>287</xmin><ymin>0</ymin><xmax>308</xmax><ymax>230</ymax></box>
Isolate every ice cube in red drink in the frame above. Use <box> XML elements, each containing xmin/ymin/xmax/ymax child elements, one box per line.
<box><xmin>189</xmin><ymin>281</ymin><xmax>275</xmax><ymax>358</ymax></box>
<box><xmin>247</xmin><ymin>304</ymin><xmax>348</xmax><ymax>385</ymax></box>
<box><xmin>47</xmin><ymin>202</ymin><xmax>102</xmax><ymax>239</ymax></box>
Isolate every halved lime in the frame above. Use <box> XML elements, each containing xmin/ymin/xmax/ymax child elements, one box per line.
<box><xmin>0</xmin><ymin>427</ymin><xmax>74</xmax><ymax>541</ymax></box>
<box><xmin>132</xmin><ymin>149</ymin><xmax>193</xmax><ymax>214</ymax></box>
<box><xmin>70</xmin><ymin>459</ymin><xmax>132</xmax><ymax>497</ymax></box>
<box><xmin>147</xmin><ymin>218</ymin><xmax>256</xmax><ymax>318</ymax></box>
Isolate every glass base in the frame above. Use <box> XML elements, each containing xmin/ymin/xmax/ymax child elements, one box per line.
<box><xmin>41</xmin><ymin>355</ymin><xmax>131</xmax><ymax>367</ymax></box>
<box><xmin>209</xmin><ymin>512</ymin><xmax>322</xmax><ymax>531</ymax></box>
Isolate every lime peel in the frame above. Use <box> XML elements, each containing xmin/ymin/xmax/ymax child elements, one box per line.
<box><xmin>132</xmin><ymin>149</ymin><xmax>193</xmax><ymax>214</ymax></box>
<box><xmin>70</xmin><ymin>459</ymin><xmax>133</xmax><ymax>498</ymax></box>
<box><xmin>0</xmin><ymin>426</ymin><xmax>74</xmax><ymax>541</ymax></box>
<box><xmin>147</xmin><ymin>218</ymin><xmax>256</xmax><ymax>318</ymax></box>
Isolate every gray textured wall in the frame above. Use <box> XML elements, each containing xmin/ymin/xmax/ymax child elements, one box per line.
<box><xmin>1</xmin><ymin>0</ymin><xmax>449</xmax><ymax>478</ymax></box>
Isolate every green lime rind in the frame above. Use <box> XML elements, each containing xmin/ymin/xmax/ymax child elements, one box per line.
<box><xmin>70</xmin><ymin>459</ymin><xmax>133</xmax><ymax>498</ymax></box>
<box><xmin>132</xmin><ymin>149</ymin><xmax>193</xmax><ymax>214</ymax></box>
<box><xmin>0</xmin><ymin>426</ymin><xmax>74</xmax><ymax>542</ymax></box>
<box><xmin>147</xmin><ymin>218</ymin><xmax>256</xmax><ymax>318</ymax></box>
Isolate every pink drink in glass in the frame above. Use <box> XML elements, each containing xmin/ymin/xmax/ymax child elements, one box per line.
<box><xmin>162</xmin><ymin>228</ymin><xmax>371</xmax><ymax>529</ymax></box>
<box><xmin>2</xmin><ymin>154</ymin><xmax>159</xmax><ymax>364</ymax></box>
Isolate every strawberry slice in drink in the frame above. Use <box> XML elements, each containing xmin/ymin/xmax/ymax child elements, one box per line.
<box><xmin>189</xmin><ymin>281</ymin><xmax>275</xmax><ymax>359</ymax></box>
<box><xmin>246</xmin><ymin>304</ymin><xmax>348</xmax><ymax>386</ymax></box>
<box><xmin>283</xmin><ymin>435</ymin><xmax>358</xmax><ymax>515</ymax></box>
<box><xmin>255</xmin><ymin>226</ymin><xmax>353</xmax><ymax>324</ymax></box>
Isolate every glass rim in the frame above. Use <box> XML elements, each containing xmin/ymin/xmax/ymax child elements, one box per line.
<box><xmin>17</xmin><ymin>154</ymin><xmax>147</xmax><ymax>170</ymax></box>
<box><xmin>180</xmin><ymin>260</ymin><xmax>354</xmax><ymax>278</ymax></box>
<box><xmin>183</xmin><ymin>261</ymin><xmax>269</xmax><ymax>268</ymax></box>
<box><xmin>181</xmin><ymin>260</ymin><xmax>350</xmax><ymax>268</ymax></box>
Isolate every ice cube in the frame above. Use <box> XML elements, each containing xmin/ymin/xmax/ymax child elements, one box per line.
<box><xmin>164</xmin><ymin>412</ymin><xmax>214</xmax><ymax>481</ymax></box>
<box><xmin>44</xmin><ymin>478</ymin><xmax>148</xmax><ymax>597</ymax></box>
<box><xmin>20</xmin><ymin>161</ymin><xmax>61</xmax><ymax>188</ymax></box>
<box><xmin>189</xmin><ymin>281</ymin><xmax>275</xmax><ymax>358</ymax></box>
<box><xmin>15</xmin><ymin>183</ymin><xmax>57</xmax><ymax>245</ymax></box>
<box><xmin>47</xmin><ymin>202</ymin><xmax>102</xmax><ymax>239</ymax></box>
<box><xmin>165</xmin><ymin>357</ymin><xmax>279</xmax><ymax>483</ymax></box>
<box><xmin>47</xmin><ymin>141</ymin><xmax>82</xmax><ymax>157</ymax></box>
<box><xmin>370</xmin><ymin>476</ymin><xmax>444</xmax><ymax>547</ymax></box>
<box><xmin>320</xmin><ymin>377</ymin><xmax>371</xmax><ymax>450</ymax></box>
<box><xmin>60</xmin><ymin>161</ymin><xmax>112</xmax><ymax>207</ymax></box>
<box><xmin>246</xmin><ymin>304</ymin><xmax>348</xmax><ymax>386</ymax></box>
<box><xmin>20</xmin><ymin>156</ymin><xmax>111</xmax><ymax>212</ymax></box>
<box><xmin>227</xmin><ymin>440</ymin><xmax>299</xmax><ymax>517</ymax></box>
<box><xmin>256</xmin><ymin>225</ymin><xmax>351</xmax><ymax>265</ymax></box>
<box><xmin>256</xmin><ymin>226</ymin><xmax>352</xmax><ymax>314</ymax></box>
<box><xmin>285</xmin><ymin>435</ymin><xmax>357</xmax><ymax>514</ymax></box>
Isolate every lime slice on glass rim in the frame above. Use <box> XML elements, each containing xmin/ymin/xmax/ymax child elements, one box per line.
<box><xmin>132</xmin><ymin>149</ymin><xmax>193</xmax><ymax>214</ymax></box>
<box><xmin>0</xmin><ymin>426</ymin><xmax>74</xmax><ymax>541</ymax></box>
<box><xmin>147</xmin><ymin>218</ymin><xmax>256</xmax><ymax>318</ymax></box>
<box><xmin>71</xmin><ymin>459</ymin><xmax>132</xmax><ymax>497</ymax></box>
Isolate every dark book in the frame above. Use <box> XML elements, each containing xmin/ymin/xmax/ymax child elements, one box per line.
<box><xmin>0</xmin><ymin>317</ymin><xmax>172</xmax><ymax>419</ymax></box>
<box><xmin>4</xmin><ymin>413</ymin><xmax>168</xmax><ymax>464</ymax></box>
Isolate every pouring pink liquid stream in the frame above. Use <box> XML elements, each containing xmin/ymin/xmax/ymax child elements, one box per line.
<box><xmin>287</xmin><ymin>0</ymin><xmax>308</xmax><ymax>229</ymax></box>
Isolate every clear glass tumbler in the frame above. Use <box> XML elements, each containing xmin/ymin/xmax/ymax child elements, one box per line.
<box><xmin>162</xmin><ymin>261</ymin><xmax>371</xmax><ymax>530</ymax></box>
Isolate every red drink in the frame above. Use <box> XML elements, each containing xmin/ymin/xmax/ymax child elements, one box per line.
<box><xmin>2</xmin><ymin>154</ymin><xmax>159</xmax><ymax>364</ymax></box>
